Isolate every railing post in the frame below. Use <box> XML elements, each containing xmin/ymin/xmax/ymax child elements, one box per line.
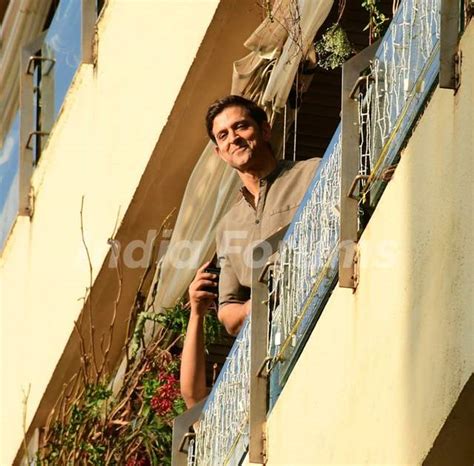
<box><xmin>171</xmin><ymin>398</ymin><xmax>206</xmax><ymax>466</ymax></box>
<box><xmin>339</xmin><ymin>41</ymin><xmax>379</xmax><ymax>288</ymax></box>
<box><xmin>249</xmin><ymin>226</ymin><xmax>288</xmax><ymax>464</ymax></box>
<box><xmin>440</xmin><ymin>0</ymin><xmax>461</xmax><ymax>90</ymax></box>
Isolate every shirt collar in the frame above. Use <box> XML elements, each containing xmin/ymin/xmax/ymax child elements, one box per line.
<box><xmin>238</xmin><ymin>160</ymin><xmax>288</xmax><ymax>199</ymax></box>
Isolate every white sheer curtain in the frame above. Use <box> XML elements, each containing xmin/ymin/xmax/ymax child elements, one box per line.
<box><xmin>148</xmin><ymin>143</ymin><xmax>239</xmax><ymax>311</ymax></box>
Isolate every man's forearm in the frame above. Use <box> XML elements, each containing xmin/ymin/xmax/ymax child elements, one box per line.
<box><xmin>218</xmin><ymin>300</ymin><xmax>251</xmax><ymax>336</ymax></box>
<box><xmin>180</xmin><ymin>312</ymin><xmax>207</xmax><ymax>408</ymax></box>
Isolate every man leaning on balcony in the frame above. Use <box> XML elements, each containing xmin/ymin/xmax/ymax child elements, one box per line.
<box><xmin>180</xmin><ymin>95</ymin><xmax>319</xmax><ymax>408</ymax></box>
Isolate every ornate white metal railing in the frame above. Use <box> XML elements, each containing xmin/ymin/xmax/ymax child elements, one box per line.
<box><xmin>357</xmin><ymin>0</ymin><xmax>441</xmax><ymax>204</ymax></box>
<box><xmin>269</xmin><ymin>128</ymin><xmax>341</xmax><ymax>392</ymax></box>
<box><xmin>269</xmin><ymin>0</ymin><xmax>442</xmax><ymax>400</ymax></box>
<box><xmin>192</xmin><ymin>319</ymin><xmax>251</xmax><ymax>465</ymax></box>
<box><xmin>187</xmin><ymin>438</ymin><xmax>196</xmax><ymax>466</ymax></box>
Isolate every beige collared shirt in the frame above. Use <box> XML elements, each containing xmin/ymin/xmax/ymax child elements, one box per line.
<box><xmin>216</xmin><ymin>158</ymin><xmax>320</xmax><ymax>307</ymax></box>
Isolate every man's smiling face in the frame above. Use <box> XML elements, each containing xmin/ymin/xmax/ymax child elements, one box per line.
<box><xmin>211</xmin><ymin>106</ymin><xmax>272</xmax><ymax>172</ymax></box>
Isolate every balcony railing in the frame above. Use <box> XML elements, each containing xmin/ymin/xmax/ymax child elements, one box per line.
<box><xmin>178</xmin><ymin>0</ymin><xmax>461</xmax><ymax>463</ymax></box>
<box><xmin>193</xmin><ymin>319</ymin><xmax>251</xmax><ymax>466</ymax></box>
<box><xmin>270</xmin><ymin>0</ymin><xmax>443</xmax><ymax>402</ymax></box>
<box><xmin>269</xmin><ymin>126</ymin><xmax>341</xmax><ymax>402</ymax></box>
<box><xmin>21</xmin><ymin>0</ymin><xmax>84</xmax><ymax>168</ymax></box>
<box><xmin>40</xmin><ymin>0</ymin><xmax>83</xmax><ymax>131</ymax></box>
<box><xmin>0</xmin><ymin>0</ymin><xmax>99</xmax><ymax>248</ymax></box>
<box><xmin>355</xmin><ymin>0</ymin><xmax>441</xmax><ymax>207</ymax></box>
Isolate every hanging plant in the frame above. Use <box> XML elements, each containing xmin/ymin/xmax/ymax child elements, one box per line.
<box><xmin>314</xmin><ymin>23</ymin><xmax>355</xmax><ymax>70</ymax></box>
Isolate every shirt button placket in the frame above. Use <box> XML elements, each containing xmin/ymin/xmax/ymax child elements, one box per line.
<box><xmin>256</xmin><ymin>179</ymin><xmax>266</xmax><ymax>226</ymax></box>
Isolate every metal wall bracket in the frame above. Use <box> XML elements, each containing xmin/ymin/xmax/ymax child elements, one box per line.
<box><xmin>440</xmin><ymin>0</ymin><xmax>461</xmax><ymax>90</ymax></box>
<box><xmin>19</xmin><ymin>33</ymin><xmax>47</xmax><ymax>216</ymax></box>
<box><xmin>26</xmin><ymin>186</ymin><xmax>35</xmax><ymax>218</ymax></box>
<box><xmin>340</xmin><ymin>41</ymin><xmax>379</xmax><ymax>289</ymax></box>
<box><xmin>348</xmin><ymin>74</ymin><xmax>373</xmax><ymax>100</ymax></box>
<box><xmin>249</xmin><ymin>225</ymin><xmax>288</xmax><ymax>465</ymax></box>
<box><xmin>467</xmin><ymin>0</ymin><xmax>474</xmax><ymax>23</ymax></box>
<box><xmin>178</xmin><ymin>432</ymin><xmax>195</xmax><ymax>454</ymax></box>
<box><xmin>26</xmin><ymin>56</ymin><xmax>55</xmax><ymax>76</ymax></box>
<box><xmin>256</xmin><ymin>356</ymin><xmax>273</xmax><ymax>379</ymax></box>
<box><xmin>347</xmin><ymin>174</ymin><xmax>369</xmax><ymax>200</ymax></box>
<box><xmin>353</xmin><ymin>246</ymin><xmax>360</xmax><ymax>291</ymax></box>
<box><xmin>25</xmin><ymin>131</ymin><xmax>50</xmax><ymax>150</ymax></box>
<box><xmin>453</xmin><ymin>51</ymin><xmax>462</xmax><ymax>90</ymax></box>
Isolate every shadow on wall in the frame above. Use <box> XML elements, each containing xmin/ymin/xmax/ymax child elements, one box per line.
<box><xmin>422</xmin><ymin>373</ymin><xmax>474</xmax><ymax>466</ymax></box>
<box><xmin>401</xmin><ymin>77</ymin><xmax>474</xmax><ymax>460</ymax></box>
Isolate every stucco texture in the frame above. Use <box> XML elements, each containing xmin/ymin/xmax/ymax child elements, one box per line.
<box><xmin>0</xmin><ymin>1</ymin><xmax>219</xmax><ymax>464</ymax></box>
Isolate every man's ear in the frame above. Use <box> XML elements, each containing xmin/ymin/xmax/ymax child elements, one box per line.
<box><xmin>262</xmin><ymin>121</ymin><xmax>272</xmax><ymax>142</ymax></box>
<box><xmin>214</xmin><ymin>145</ymin><xmax>223</xmax><ymax>160</ymax></box>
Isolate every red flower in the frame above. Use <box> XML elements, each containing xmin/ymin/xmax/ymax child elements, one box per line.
<box><xmin>150</xmin><ymin>395</ymin><xmax>173</xmax><ymax>416</ymax></box>
<box><xmin>126</xmin><ymin>454</ymin><xmax>150</xmax><ymax>466</ymax></box>
<box><xmin>150</xmin><ymin>371</ymin><xmax>180</xmax><ymax>416</ymax></box>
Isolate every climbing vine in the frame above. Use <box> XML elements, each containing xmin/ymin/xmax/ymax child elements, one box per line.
<box><xmin>362</xmin><ymin>0</ymin><xmax>389</xmax><ymax>42</ymax></box>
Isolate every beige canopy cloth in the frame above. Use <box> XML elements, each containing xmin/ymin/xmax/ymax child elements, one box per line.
<box><xmin>147</xmin><ymin>144</ymin><xmax>239</xmax><ymax>311</ymax></box>
<box><xmin>144</xmin><ymin>0</ymin><xmax>333</xmax><ymax>325</ymax></box>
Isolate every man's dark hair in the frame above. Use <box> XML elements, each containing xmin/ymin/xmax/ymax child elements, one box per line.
<box><xmin>206</xmin><ymin>95</ymin><xmax>268</xmax><ymax>143</ymax></box>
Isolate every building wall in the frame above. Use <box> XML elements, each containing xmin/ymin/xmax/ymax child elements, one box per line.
<box><xmin>266</xmin><ymin>24</ymin><xmax>473</xmax><ymax>466</ymax></box>
<box><xmin>0</xmin><ymin>1</ymin><xmax>222</xmax><ymax>463</ymax></box>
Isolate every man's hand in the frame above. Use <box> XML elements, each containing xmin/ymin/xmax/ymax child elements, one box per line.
<box><xmin>189</xmin><ymin>261</ymin><xmax>219</xmax><ymax>317</ymax></box>
<box><xmin>180</xmin><ymin>261</ymin><xmax>218</xmax><ymax>408</ymax></box>
<box><xmin>218</xmin><ymin>300</ymin><xmax>251</xmax><ymax>336</ymax></box>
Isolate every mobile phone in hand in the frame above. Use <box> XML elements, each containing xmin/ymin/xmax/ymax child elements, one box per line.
<box><xmin>203</xmin><ymin>266</ymin><xmax>220</xmax><ymax>294</ymax></box>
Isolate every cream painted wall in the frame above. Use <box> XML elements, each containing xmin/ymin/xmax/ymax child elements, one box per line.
<box><xmin>266</xmin><ymin>25</ymin><xmax>474</xmax><ymax>466</ymax></box>
<box><xmin>0</xmin><ymin>1</ymin><xmax>219</xmax><ymax>464</ymax></box>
